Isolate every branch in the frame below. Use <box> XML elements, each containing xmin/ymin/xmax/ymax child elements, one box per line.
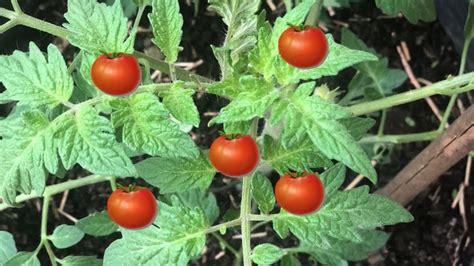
<box><xmin>349</xmin><ymin>72</ymin><xmax>474</xmax><ymax>116</ymax></box>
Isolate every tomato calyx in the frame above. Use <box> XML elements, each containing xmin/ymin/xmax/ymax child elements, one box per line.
<box><xmin>221</xmin><ymin>133</ymin><xmax>243</xmax><ymax>141</ymax></box>
<box><xmin>116</xmin><ymin>183</ymin><xmax>138</xmax><ymax>193</ymax></box>
<box><xmin>100</xmin><ymin>52</ymin><xmax>122</xmax><ymax>59</ymax></box>
<box><xmin>286</xmin><ymin>23</ymin><xmax>309</xmax><ymax>32</ymax></box>
<box><xmin>287</xmin><ymin>172</ymin><xmax>309</xmax><ymax>179</ymax></box>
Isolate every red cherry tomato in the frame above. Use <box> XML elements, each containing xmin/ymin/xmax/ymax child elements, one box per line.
<box><xmin>275</xmin><ymin>173</ymin><xmax>325</xmax><ymax>215</ymax></box>
<box><xmin>209</xmin><ymin>135</ymin><xmax>259</xmax><ymax>177</ymax></box>
<box><xmin>107</xmin><ymin>186</ymin><xmax>157</xmax><ymax>229</ymax></box>
<box><xmin>278</xmin><ymin>26</ymin><xmax>329</xmax><ymax>68</ymax></box>
<box><xmin>91</xmin><ymin>53</ymin><xmax>141</xmax><ymax>96</ymax></box>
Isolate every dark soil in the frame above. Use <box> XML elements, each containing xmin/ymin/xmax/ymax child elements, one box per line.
<box><xmin>0</xmin><ymin>0</ymin><xmax>473</xmax><ymax>265</ymax></box>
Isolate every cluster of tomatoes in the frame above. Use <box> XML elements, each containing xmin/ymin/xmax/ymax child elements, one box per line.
<box><xmin>102</xmin><ymin>25</ymin><xmax>328</xmax><ymax>229</ymax></box>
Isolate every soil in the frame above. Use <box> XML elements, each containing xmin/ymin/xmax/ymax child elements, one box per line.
<box><xmin>0</xmin><ymin>0</ymin><xmax>473</xmax><ymax>265</ymax></box>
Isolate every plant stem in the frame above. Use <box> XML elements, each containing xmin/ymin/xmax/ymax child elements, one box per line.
<box><xmin>459</xmin><ymin>39</ymin><xmax>471</xmax><ymax>76</ymax></box>
<box><xmin>349</xmin><ymin>72</ymin><xmax>474</xmax><ymax>116</ymax></box>
<box><xmin>0</xmin><ymin>175</ymin><xmax>115</xmax><ymax>211</ymax></box>
<box><xmin>438</xmin><ymin>94</ymin><xmax>458</xmax><ymax>131</ymax></box>
<box><xmin>169</xmin><ymin>63</ymin><xmax>177</xmax><ymax>82</ymax></box>
<box><xmin>211</xmin><ymin>232</ymin><xmax>240</xmax><ymax>258</ymax></box>
<box><xmin>205</xmin><ymin>218</ymin><xmax>242</xmax><ymax>234</ymax></box>
<box><xmin>41</xmin><ymin>195</ymin><xmax>57</xmax><ymax>266</ymax></box>
<box><xmin>377</xmin><ymin>109</ymin><xmax>387</xmax><ymax>137</ymax></box>
<box><xmin>250</xmin><ymin>220</ymin><xmax>270</xmax><ymax>232</ymax></box>
<box><xmin>359</xmin><ymin>130</ymin><xmax>440</xmax><ymax>144</ymax></box>
<box><xmin>10</xmin><ymin>0</ymin><xmax>22</xmax><ymax>13</ymax></box>
<box><xmin>131</xmin><ymin>4</ymin><xmax>146</xmax><ymax>39</ymax></box>
<box><xmin>305</xmin><ymin>0</ymin><xmax>324</xmax><ymax>26</ymax></box>
<box><xmin>240</xmin><ymin>176</ymin><xmax>252</xmax><ymax>266</ymax></box>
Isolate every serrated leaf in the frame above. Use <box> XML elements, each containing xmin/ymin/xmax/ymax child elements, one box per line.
<box><xmin>280</xmin><ymin>85</ymin><xmax>376</xmax><ymax>183</ymax></box>
<box><xmin>162</xmin><ymin>82</ymin><xmax>200</xmax><ymax>127</ymax></box>
<box><xmin>55</xmin><ymin>105</ymin><xmax>136</xmax><ymax>176</ymax></box>
<box><xmin>49</xmin><ymin>225</ymin><xmax>84</xmax><ymax>249</ymax></box>
<box><xmin>375</xmin><ymin>0</ymin><xmax>436</xmax><ymax>24</ymax></box>
<box><xmin>4</xmin><ymin>252</ymin><xmax>40</xmax><ymax>266</ymax></box>
<box><xmin>0</xmin><ymin>110</ymin><xmax>58</xmax><ymax>205</ymax></box>
<box><xmin>76</xmin><ymin>211</ymin><xmax>118</xmax><ymax>236</ymax></box>
<box><xmin>72</xmin><ymin>52</ymin><xmax>101</xmax><ymax>102</ymax></box>
<box><xmin>249</xmin><ymin>23</ymin><xmax>274</xmax><ymax>80</ymax></box>
<box><xmin>274</xmin><ymin>186</ymin><xmax>413</xmax><ymax>248</ymax></box>
<box><xmin>0</xmin><ymin>43</ymin><xmax>73</xmax><ymax>108</ymax></box>
<box><xmin>263</xmin><ymin>135</ymin><xmax>333</xmax><ymax>175</ymax></box>
<box><xmin>224</xmin><ymin>120</ymin><xmax>252</xmax><ymax>135</ymax></box>
<box><xmin>111</xmin><ymin>92</ymin><xmax>199</xmax><ymax>158</ymax></box>
<box><xmin>251</xmin><ymin>244</ymin><xmax>284</xmax><ymax>265</ymax></box>
<box><xmin>166</xmin><ymin>189</ymin><xmax>220</xmax><ymax>224</ymax></box>
<box><xmin>209</xmin><ymin>0</ymin><xmax>260</xmax><ymax>62</ymax></box>
<box><xmin>103</xmin><ymin>197</ymin><xmax>208</xmax><ymax>265</ymax></box>
<box><xmin>107</xmin><ymin>0</ymin><xmax>139</xmax><ymax>18</ymax></box>
<box><xmin>0</xmin><ymin>231</ymin><xmax>16</xmax><ymax>264</ymax></box>
<box><xmin>136</xmin><ymin>153</ymin><xmax>216</xmax><ymax>194</ymax></box>
<box><xmin>272</xmin><ymin>212</ymin><xmax>290</xmax><ymax>239</ymax></box>
<box><xmin>206</xmin><ymin>75</ymin><xmax>255</xmax><ymax>99</ymax></box>
<box><xmin>61</xmin><ymin>256</ymin><xmax>102</xmax><ymax>266</ymax></box>
<box><xmin>149</xmin><ymin>0</ymin><xmax>183</xmax><ymax>63</ymax></box>
<box><xmin>320</xmin><ymin>163</ymin><xmax>346</xmax><ymax>200</ymax></box>
<box><xmin>251</xmin><ymin>172</ymin><xmax>275</xmax><ymax>214</ymax></box>
<box><xmin>64</xmin><ymin>0</ymin><xmax>134</xmax><ymax>54</ymax></box>
<box><xmin>338</xmin><ymin>117</ymin><xmax>375</xmax><ymax>140</ymax></box>
<box><xmin>210</xmin><ymin>77</ymin><xmax>279</xmax><ymax>125</ymax></box>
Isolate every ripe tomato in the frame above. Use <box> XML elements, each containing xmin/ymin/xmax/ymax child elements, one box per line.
<box><xmin>278</xmin><ymin>26</ymin><xmax>329</xmax><ymax>68</ymax></box>
<box><xmin>275</xmin><ymin>173</ymin><xmax>325</xmax><ymax>215</ymax></box>
<box><xmin>209</xmin><ymin>135</ymin><xmax>259</xmax><ymax>177</ymax></box>
<box><xmin>91</xmin><ymin>53</ymin><xmax>141</xmax><ymax>96</ymax></box>
<box><xmin>107</xmin><ymin>186</ymin><xmax>157</xmax><ymax>229</ymax></box>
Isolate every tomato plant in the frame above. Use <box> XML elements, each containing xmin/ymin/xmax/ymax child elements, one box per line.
<box><xmin>0</xmin><ymin>0</ymin><xmax>472</xmax><ymax>265</ymax></box>
<box><xmin>275</xmin><ymin>172</ymin><xmax>325</xmax><ymax>215</ymax></box>
<box><xmin>278</xmin><ymin>26</ymin><xmax>328</xmax><ymax>68</ymax></box>
<box><xmin>91</xmin><ymin>53</ymin><xmax>141</xmax><ymax>95</ymax></box>
<box><xmin>107</xmin><ymin>186</ymin><xmax>157</xmax><ymax>229</ymax></box>
<box><xmin>209</xmin><ymin>135</ymin><xmax>259</xmax><ymax>177</ymax></box>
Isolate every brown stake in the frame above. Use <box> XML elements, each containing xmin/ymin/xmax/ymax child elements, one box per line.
<box><xmin>377</xmin><ymin>105</ymin><xmax>474</xmax><ymax>206</ymax></box>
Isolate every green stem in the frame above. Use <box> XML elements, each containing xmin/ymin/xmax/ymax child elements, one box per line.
<box><xmin>240</xmin><ymin>176</ymin><xmax>252</xmax><ymax>266</ymax></box>
<box><xmin>359</xmin><ymin>130</ymin><xmax>440</xmax><ymax>144</ymax></box>
<box><xmin>438</xmin><ymin>94</ymin><xmax>458</xmax><ymax>131</ymax></box>
<box><xmin>67</xmin><ymin>50</ymin><xmax>83</xmax><ymax>74</ymax></box>
<box><xmin>305</xmin><ymin>0</ymin><xmax>324</xmax><ymax>26</ymax></box>
<box><xmin>169</xmin><ymin>63</ymin><xmax>177</xmax><ymax>82</ymax></box>
<box><xmin>459</xmin><ymin>39</ymin><xmax>471</xmax><ymax>76</ymax></box>
<box><xmin>250</xmin><ymin>220</ymin><xmax>270</xmax><ymax>232</ymax></box>
<box><xmin>0</xmin><ymin>175</ymin><xmax>115</xmax><ymax>211</ymax></box>
<box><xmin>349</xmin><ymin>72</ymin><xmax>474</xmax><ymax>116</ymax></box>
<box><xmin>211</xmin><ymin>232</ymin><xmax>240</xmax><ymax>258</ymax></box>
<box><xmin>205</xmin><ymin>218</ymin><xmax>242</xmax><ymax>234</ymax></box>
<box><xmin>109</xmin><ymin>176</ymin><xmax>117</xmax><ymax>191</ymax></box>
<box><xmin>131</xmin><ymin>4</ymin><xmax>146</xmax><ymax>39</ymax></box>
<box><xmin>10</xmin><ymin>0</ymin><xmax>22</xmax><ymax>13</ymax></box>
<box><xmin>41</xmin><ymin>195</ymin><xmax>57</xmax><ymax>266</ymax></box>
<box><xmin>377</xmin><ymin>109</ymin><xmax>387</xmax><ymax>137</ymax></box>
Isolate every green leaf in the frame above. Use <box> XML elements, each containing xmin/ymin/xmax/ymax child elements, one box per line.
<box><xmin>4</xmin><ymin>252</ymin><xmax>40</xmax><ymax>266</ymax></box>
<box><xmin>103</xmin><ymin>197</ymin><xmax>208</xmax><ymax>265</ymax></box>
<box><xmin>107</xmin><ymin>0</ymin><xmax>139</xmax><ymax>18</ymax></box>
<box><xmin>320</xmin><ymin>163</ymin><xmax>346</xmax><ymax>200</ymax></box>
<box><xmin>72</xmin><ymin>52</ymin><xmax>101</xmax><ymax>102</ymax></box>
<box><xmin>280</xmin><ymin>255</ymin><xmax>302</xmax><ymax>266</ymax></box>
<box><xmin>49</xmin><ymin>225</ymin><xmax>85</xmax><ymax>249</ymax></box>
<box><xmin>272</xmin><ymin>211</ymin><xmax>290</xmax><ymax>239</ymax></box>
<box><xmin>55</xmin><ymin>105</ymin><xmax>136</xmax><ymax>176</ymax></box>
<box><xmin>162</xmin><ymin>82</ymin><xmax>200</xmax><ymax>127</ymax></box>
<box><xmin>251</xmin><ymin>172</ymin><xmax>275</xmax><ymax>214</ymax></box>
<box><xmin>61</xmin><ymin>256</ymin><xmax>102</xmax><ymax>266</ymax></box>
<box><xmin>375</xmin><ymin>0</ymin><xmax>436</xmax><ymax>24</ymax></box>
<box><xmin>251</xmin><ymin>244</ymin><xmax>284</xmax><ymax>265</ymax></box>
<box><xmin>64</xmin><ymin>0</ymin><xmax>134</xmax><ymax>54</ymax></box>
<box><xmin>206</xmin><ymin>75</ymin><xmax>256</xmax><ymax>99</ymax></box>
<box><xmin>263</xmin><ymin>135</ymin><xmax>333</xmax><ymax>175</ymax></box>
<box><xmin>0</xmin><ymin>111</ymin><xmax>58</xmax><ymax>205</ymax></box>
<box><xmin>210</xmin><ymin>77</ymin><xmax>279</xmax><ymax>125</ymax></box>
<box><xmin>136</xmin><ymin>153</ymin><xmax>216</xmax><ymax>194</ymax></box>
<box><xmin>274</xmin><ymin>186</ymin><xmax>413</xmax><ymax>248</ymax></box>
<box><xmin>338</xmin><ymin>117</ymin><xmax>375</xmax><ymax>141</ymax></box>
<box><xmin>339</xmin><ymin>29</ymin><xmax>407</xmax><ymax>104</ymax></box>
<box><xmin>0</xmin><ymin>231</ymin><xmax>16</xmax><ymax>264</ymax></box>
<box><xmin>0</xmin><ymin>43</ymin><xmax>73</xmax><ymax>108</ymax></box>
<box><xmin>249</xmin><ymin>23</ymin><xmax>274</xmax><ymax>80</ymax></box>
<box><xmin>209</xmin><ymin>0</ymin><xmax>260</xmax><ymax>61</ymax></box>
<box><xmin>111</xmin><ymin>92</ymin><xmax>199</xmax><ymax>158</ymax></box>
<box><xmin>76</xmin><ymin>211</ymin><xmax>118</xmax><ymax>236</ymax></box>
<box><xmin>224</xmin><ymin>120</ymin><xmax>252</xmax><ymax>135</ymax></box>
<box><xmin>148</xmin><ymin>0</ymin><xmax>183</xmax><ymax>63</ymax></box>
<box><xmin>166</xmin><ymin>189</ymin><xmax>220</xmax><ymax>224</ymax></box>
